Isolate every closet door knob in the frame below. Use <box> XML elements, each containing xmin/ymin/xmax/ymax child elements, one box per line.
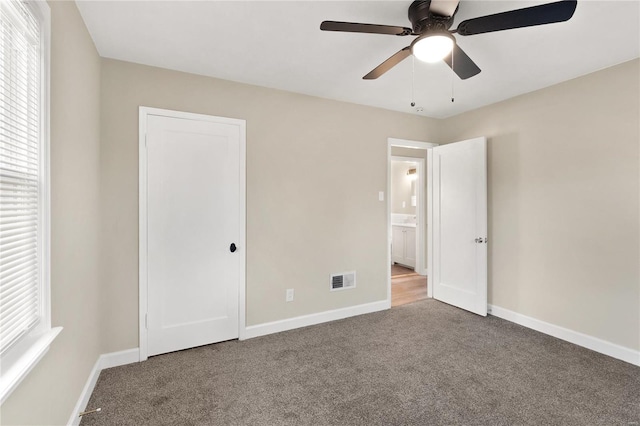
<box><xmin>230</xmin><ymin>243</ymin><xmax>237</xmax><ymax>253</ymax></box>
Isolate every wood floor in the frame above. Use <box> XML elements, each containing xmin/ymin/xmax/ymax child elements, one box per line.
<box><xmin>391</xmin><ymin>264</ymin><xmax>415</xmax><ymax>277</ymax></box>
<box><xmin>391</xmin><ymin>264</ymin><xmax>428</xmax><ymax>307</ymax></box>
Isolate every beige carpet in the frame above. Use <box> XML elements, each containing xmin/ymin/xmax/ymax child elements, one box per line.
<box><xmin>81</xmin><ymin>300</ymin><xmax>640</xmax><ymax>425</ymax></box>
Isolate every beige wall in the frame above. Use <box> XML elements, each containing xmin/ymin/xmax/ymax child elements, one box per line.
<box><xmin>99</xmin><ymin>59</ymin><xmax>440</xmax><ymax>351</ymax></box>
<box><xmin>1</xmin><ymin>2</ymin><xmax>102</xmax><ymax>425</ymax></box>
<box><xmin>391</xmin><ymin>161</ymin><xmax>417</xmax><ymax>215</ymax></box>
<box><xmin>440</xmin><ymin>59</ymin><xmax>640</xmax><ymax>351</ymax></box>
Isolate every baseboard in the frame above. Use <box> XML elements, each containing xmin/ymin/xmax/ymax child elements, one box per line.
<box><xmin>488</xmin><ymin>304</ymin><xmax>640</xmax><ymax>367</ymax></box>
<box><xmin>98</xmin><ymin>348</ymin><xmax>140</xmax><ymax>370</ymax></box>
<box><xmin>67</xmin><ymin>348</ymin><xmax>139</xmax><ymax>426</ymax></box>
<box><xmin>242</xmin><ymin>299</ymin><xmax>391</xmax><ymax>340</ymax></box>
<box><xmin>66</xmin><ymin>357</ymin><xmax>101</xmax><ymax>426</ymax></box>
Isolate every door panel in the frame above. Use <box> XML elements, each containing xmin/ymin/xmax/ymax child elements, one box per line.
<box><xmin>392</xmin><ymin>225</ymin><xmax>404</xmax><ymax>264</ymax></box>
<box><xmin>146</xmin><ymin>114</ymin><xmax>241</xmax><ymax>356</ymax></box>
<box><xmin>404</xmin><ymin>227</ymin><xmax>416</xmax><ymax>267</ymax></box>
<box><xmin>432</xmin><ymin>137</ymin><xmax>487</xmax><ymax>316</ymax></box>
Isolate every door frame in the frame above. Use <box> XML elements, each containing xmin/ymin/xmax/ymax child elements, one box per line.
<box><xmin>387</xmin><ymin>138</ymin><xmax>438</xmax><ymax>304</ymax></box>
<box><xmin>138</xmin><ymin>106</ymin><xmax>246</xmax><ymax>361</ymax></box>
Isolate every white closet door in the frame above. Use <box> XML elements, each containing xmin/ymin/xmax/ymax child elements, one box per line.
<box><xmin>145</xmin><ymin>113</ymin><xmax>242</xmax><ymax>356</ymax></box>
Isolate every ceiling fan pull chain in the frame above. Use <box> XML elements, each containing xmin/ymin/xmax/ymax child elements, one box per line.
<box><xmin>410</xmin><ymin>56</ymin><xmax>415</xmax><ymax>107</ymax></box>
<box><xmin>451</xmin><ymin>50</ymin><xmax>455</xmax><ymax>103</ymax></box>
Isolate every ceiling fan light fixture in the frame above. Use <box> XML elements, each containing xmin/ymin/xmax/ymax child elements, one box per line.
<box><xmin>411</xmin><ymin>32</ymin><xmax>454</xmax><ymax>63</ymax></box>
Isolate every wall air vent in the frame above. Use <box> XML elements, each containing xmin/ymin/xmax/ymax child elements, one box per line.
<box><xmin>330</xmin><ymin>271</ymin><xmax>356</xmax><ymax>291</ymax></box>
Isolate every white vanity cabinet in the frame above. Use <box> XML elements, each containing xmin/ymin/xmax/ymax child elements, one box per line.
<box><xmin>391</xmin><ymin>225</ymin><xmax>416</xmax><ymax>268</ymax></box>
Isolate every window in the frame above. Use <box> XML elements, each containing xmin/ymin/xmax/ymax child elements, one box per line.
<box><xmin>0</xmin><ymin>0</ymin><xmax>58</xmax><ymax>404</ymax></box>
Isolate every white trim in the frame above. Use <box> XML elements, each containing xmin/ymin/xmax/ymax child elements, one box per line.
<box><xmin>0</xmin><ymin>327</ymin><xmax>61</xmax><ymax>405</ymax></box>
<box><xmin>138</xmin><ymin>106</ymin><xmax>247</xmax><ymax>359</ymax></box>
<box><xmin>34</xmin><ymin>0</ymin><xmax>52</xmax><ymax>333</ymax></box>
<box><xmin>386</xmin><ymin>143</ymin><xmax>392</xmax><ymax>303</ymax></box>
<box><xmin>237</xmin><ymin>119</ymin><xmax>247</xmax><ymax>340</ymax></box>
<box><xmin>67</xmin><ymin>348</ymin><xmax>139</xmax><ymax>426</ymax></box>
<box><xmin>138</xmin><ymin>108</ymin><xmax>148</xmax><ymax>361</ymax></box>
<box><xmin>0</xmin><ymin>0</ymin><xmax>58</xmax><ymax>405</ymax></box>
<box><xmin>489</xmin><ymin>304</ymin><xmax>640</xmax><ymax>367</ymax></box>
<box><xmin>387</xmin><ymin>138</ymin><xmax>438</xmax><ymax>304</ymax></box>
<box><xmin>67</xmin><ymin>357</ymin><xmax>100</xmax><ymax>426</ymax></box>
<box><xmin>388</xmin><ymin>138</ymin><xmax>436</xmax><ymax>150</ymax></box>
<box><xmin>426</xmin><ymin>149</ymin><xmax>433</xmax><ymax>298</ymax></box>
<box><xmin>100</xmin><ymin>348</ymin><xmax>140</xmax><ymax>370</ymax></box>
<box><xmin>242</xmin><ymin>300</ymin><xmax>390</xmax><ymax>340</ymax></box>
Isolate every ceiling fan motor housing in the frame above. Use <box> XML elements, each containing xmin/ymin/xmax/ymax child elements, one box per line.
<box><xmin>408</xmin><ymin>0</ymin><xmax>456</xmax><ymax>34</ymax></box>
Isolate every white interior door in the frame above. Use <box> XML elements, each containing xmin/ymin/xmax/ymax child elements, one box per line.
<box><xmin>143</xmin><ymin>110</ymin><xmax>244</xmax><ymax>357</ymax></box>
<box><xmin>431</xmin><ymin>137</ymin><xmax>487</xmax><ymax>316</ymax></box>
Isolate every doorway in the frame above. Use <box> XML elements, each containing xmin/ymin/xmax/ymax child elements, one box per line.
<box><xmin>139</xmin><ymin>107</ymin><xmax>246</xmax><ymax>360</ymax></box>
<box><xmin>387</xmin><ymin>138</ymin><xmax>437</xmax><ymax>307</ymax></box>
<box><xmin>387</xmin><ymin>137</ymin><xmax>488</xmax><ymax>315</ymax></box>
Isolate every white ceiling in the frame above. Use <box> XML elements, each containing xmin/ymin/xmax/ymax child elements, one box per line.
<box><xmin>76</xmin><ymin>1</ymin><xmax>640</xmax><ymax>119</ymax></box>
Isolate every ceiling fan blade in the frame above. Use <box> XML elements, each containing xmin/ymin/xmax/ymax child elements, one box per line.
<box><xmin>363</xmin><ymin>47</ymin><xmax>412</xmax><ymax>80</ymax></box>
<box><xmin>456</xmin><ymin>0</ymin><xmax>577</xmax><ymax>36</ymax></box>
<box><xmin>320</xmin><ymin>21</ymin><xmax>412</xmax><ymax>36</ymax></box>
<box><xmin>429</xmin><ymin>0</ymin><xmax>460</xmax><ymax>17</ymax></box>
<box><xmin>443</xmin><ymin>44</ymin><xmax>481</xmax><ymax>80</ymax></box>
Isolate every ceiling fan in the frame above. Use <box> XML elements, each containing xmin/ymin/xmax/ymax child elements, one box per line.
<box><xmin>320</xmin><ymin>0</ymin><xmax>577</xmax><ymax>80</ymax></box>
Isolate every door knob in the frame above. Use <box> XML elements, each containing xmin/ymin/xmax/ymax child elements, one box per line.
<box><xmin>475</xmin><ymin>237</ymin><xmax>484</xmax><ymax>243</ymax></box>
<box><xmin>230</xmin><ymin>243</ymin><xmax>237</xmax><ymax>253</ymax></box>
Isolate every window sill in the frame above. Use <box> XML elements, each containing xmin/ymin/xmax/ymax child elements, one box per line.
<box><xmin>0</xmin><ymin>327</ymin><xmax>62</xmax><ymax>404</ymax></box>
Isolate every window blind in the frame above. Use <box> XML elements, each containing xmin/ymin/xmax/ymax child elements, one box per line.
<box><xmin>0</xmin><ymin>0</ymin><xmax>42</xmax><ymax>355</ymax></box>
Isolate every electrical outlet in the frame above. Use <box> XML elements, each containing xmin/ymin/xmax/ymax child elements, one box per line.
<box><xmin>286</xmin><ymin>288</ymin><xmax>294</xmax><ymax>302</ymax></box>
